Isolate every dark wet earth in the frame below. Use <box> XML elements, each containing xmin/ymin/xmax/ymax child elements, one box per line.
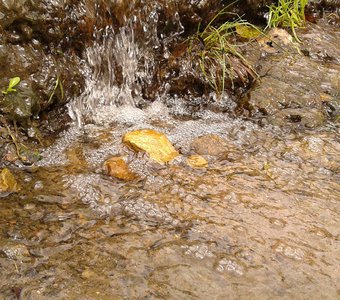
<box><xmin>1</xmin><ymin>18</ymin><xmax>340</xmax><ymax>300</ymax></box>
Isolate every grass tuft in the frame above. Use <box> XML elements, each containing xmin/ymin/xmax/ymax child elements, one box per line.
<box><xmin>190</xmin><ymin>10</ymin><xmax>260</xmax><ymax>97</ymax></box>
<box><xmin>266</xmin><ymin>0</ymin><xmax>309</xmax><ymax>42</ymax></box>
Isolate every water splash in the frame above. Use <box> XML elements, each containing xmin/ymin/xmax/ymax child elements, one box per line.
<box><xmin>68</xmin><ymin>1</ymin><xmax>175</xmax><ymax>127</ymax></box>
<box><xmin>68</xmin><ymin>22</ymin><xmax>142</xmax><ymax>126</ymax></box>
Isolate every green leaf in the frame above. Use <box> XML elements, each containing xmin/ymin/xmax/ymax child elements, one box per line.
<box><xmin>8</xmin><ymin>77</ymin><xmax>20</xmax><ymax>90</ymax></box>
<box><xmin>236</xmin><ymin>25</ymin><xmax>261</xmax><ymax>39</ymax></box>
<box><xmin>2</xmin><ymin>77</ymin><xmax>21</xmax><ymax>94</ymax></box>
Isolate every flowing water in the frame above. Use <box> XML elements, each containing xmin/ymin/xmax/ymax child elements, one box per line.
<box><xmin>0</xmin><ymin>2</ymin><xmax>339</xmax><ymax>299</ymax></box>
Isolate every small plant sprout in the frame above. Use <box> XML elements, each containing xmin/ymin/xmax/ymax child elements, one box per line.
<box><xmin>48</xmin><ymin>75</ymin><xmax>64</xmax><ymax>104</ymax></box>
<box><xmin>2</xmin><ymin>77</ymin><xmax>21</xmax><ymax>95</ymax></box>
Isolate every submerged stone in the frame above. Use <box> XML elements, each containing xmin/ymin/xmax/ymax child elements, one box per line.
<box><xmin>0</xmin><ymin>241</ymin><xmax>30</xmax><ymax>261</ymax></box>
<box><xmin>81</xmin><ymin>268</ymin><xmax>97</xmax><ymax>280</ymax></box>
<box><xmin>104</xmin><ymin>157</ymin><xmax>136</xmax><ymax>181</ymax></box>
<box><xmin>268</xmin><ymin>108</ymin><xmax>326</xmax><ymax>128</ymax></box>
<box><xmin>191</xmin><ymin>134</ymin><xmax>229</xmax><ymax>157</ymax></box>
<box><xmin>0</xmin><ymin>168</ymin><xmax>20</xmax><ymax>194</ymax></box>
<box><xmin>123</xmin><ymin>129</ymin><xmax>179</xmax><ymax>164</ymax></box>
<box><xmin>187</xmin><ymin>155</ymin><xmax>208</xmax><ymax>168</ymax></box>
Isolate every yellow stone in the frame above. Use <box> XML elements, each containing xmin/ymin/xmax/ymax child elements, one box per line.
<box><xmin>104</xmin><ymin>157</ymin><xmax>136</xmax><ymax>181</ymax></box>
<box><xmin>187</xmin><ymin>155</ymin><xmax>208</xmax><ymax>168</ymax></box>
<box><xmin>123</xmin><ymin>129</ymin><xmax>179</xmax><ymax>164</ymax></box>
<box><xmin>0</xmin><ymin>168</ymin><xmax>20</xmax><ymax>193</ymax></box>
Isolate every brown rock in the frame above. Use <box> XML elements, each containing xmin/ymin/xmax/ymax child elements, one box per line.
<box><xmin>104</xmin><ymin>157</ymin><xmax>136</xmax><ymax>181</ymax></box>
<box><xmin>268</xmin><ymin>108</ymin><xmax>326</xmax><ymax>128</ymax></box>
<box><xmin>123</xmin><ymin>129</ymin><xmax>179</xmax><ymax>164</ymax></box>
<box><xmin>190</xmin><ymin>134</ymin><xmax>229</xmax><ymax>157</ymax></box>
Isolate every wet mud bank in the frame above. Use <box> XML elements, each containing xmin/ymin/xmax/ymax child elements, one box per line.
<box><xmin>0</xmin><ymin>0</ymin><xmax>269</xmax><ymax>121</ymax></box>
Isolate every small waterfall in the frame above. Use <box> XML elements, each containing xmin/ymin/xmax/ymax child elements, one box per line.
<box><xmin>68</xmin><ymin>22</ymin><xmax>146</xmax><ymax>126</ymax></box>
<box><xmin>68</xmin><ymin>1</ymin><xmax>183</xmax><ymax>127</ymax></box>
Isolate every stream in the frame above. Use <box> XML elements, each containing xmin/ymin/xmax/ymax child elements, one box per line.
<box><xmin>0</xmin><ymin>1</ymin><xmax>339</xmax><ymax>299</ymax></box>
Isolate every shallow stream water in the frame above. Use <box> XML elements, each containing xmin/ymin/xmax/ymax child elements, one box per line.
<box><xmin>0</xmin><ymin>3</ymin><xmax>339</xmax><ymax>299</ymax></box>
